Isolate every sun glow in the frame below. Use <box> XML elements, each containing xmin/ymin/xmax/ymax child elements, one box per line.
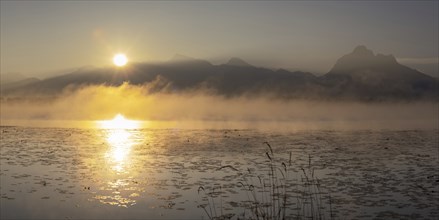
<box><xmin>98</xmin><ymin>114</ymin><xmax>140</xmax><ymax>129</ymax></box>
<box><xmin>113</xmin><ymin>53</ymin><xmax>128</xmax><ymax>67</ymax></box>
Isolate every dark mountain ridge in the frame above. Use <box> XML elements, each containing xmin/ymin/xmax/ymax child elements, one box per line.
<box><xmin>2</xmin><ymin>46</ymin><xmax>437</xmax><ymax>101</ymax></box>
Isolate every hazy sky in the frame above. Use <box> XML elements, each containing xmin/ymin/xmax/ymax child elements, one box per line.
<box><xmin>1</xmin><ymin>1</ymin><xmax>438</xmax><ymax>77</ymax></box>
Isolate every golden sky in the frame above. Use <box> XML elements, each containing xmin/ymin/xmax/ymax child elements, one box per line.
<box><xmin>1</xmin><ymin>1</ymin><xmax>438</xmax><ymax>76</ymax></box>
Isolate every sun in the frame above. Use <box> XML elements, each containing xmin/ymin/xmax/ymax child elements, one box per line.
<box><xmin>113</xmin><ymin>53</ymin><xmax>128</xmax><ymax>67</ymax></box>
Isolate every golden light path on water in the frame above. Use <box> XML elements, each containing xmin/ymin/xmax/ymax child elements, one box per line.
<box><xmin>93</xmin><ymin>114</ymin><xmax>142</xmax><ymax>207</ymax></box>
<box><xmin>106</xmin><ymin>129</ymin><xmax>133</xmax><ymax>172</ymax></box>
<box><xmin>98</xmin><ymin>114</ymin><xmax>141</xmax><ymax>173</ymax></box>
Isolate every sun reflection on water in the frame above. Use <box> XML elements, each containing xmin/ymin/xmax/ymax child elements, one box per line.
<box><xmin>92</xmin><ymin>114</ymin><xmax>143</xmax><ymax>207</ymax></box>
<box><xmin>106</xmin><ymin>129</ymin><xmax>135</xmax><ymax>173</ymax></box>
<box><xmin>98</xmin><ymin>114</ymin><xmax>140</xmax><ymax>173</ymax></box>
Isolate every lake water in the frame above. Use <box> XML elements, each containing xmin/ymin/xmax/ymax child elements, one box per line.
<box><xmin>1</xmin><ymin>124</ymin><xmax>438</xmax><ymax>219</ymax></box>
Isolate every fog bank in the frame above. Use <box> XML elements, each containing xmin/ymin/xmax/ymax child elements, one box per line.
<box><xmin>1</xmin><ymin>84</ymin><xmax>437</xmax><ymax>130</ymax></box>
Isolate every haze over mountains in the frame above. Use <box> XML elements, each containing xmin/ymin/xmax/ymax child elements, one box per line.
<box><xmin>1</xmin><ymin>46</ymin><xmax>437</xmax><ymax>101</ymax></box>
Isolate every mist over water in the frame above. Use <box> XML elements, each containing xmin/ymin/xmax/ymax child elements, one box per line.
<box><xmin>1</xmin><ymin>83</ymin><xmax>437</xmax><ymax>130</ymax></box>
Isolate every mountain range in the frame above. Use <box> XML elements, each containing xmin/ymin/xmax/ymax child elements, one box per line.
<box><xmin>1</xmin><ymin>46</ymin><xmax>437</xmax><ymax>101</ymax></box>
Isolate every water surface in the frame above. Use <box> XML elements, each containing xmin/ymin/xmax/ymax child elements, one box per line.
<box><xmin>1</xmin><ymin>125</ymin><xmax>438</xmax><ymax>219</ymax></box>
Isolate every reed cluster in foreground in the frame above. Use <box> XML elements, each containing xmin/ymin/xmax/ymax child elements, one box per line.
<box><xmin>198</xmin><ymin>142</ymin><xmax>334</xmax><ymax>220</ymax></box>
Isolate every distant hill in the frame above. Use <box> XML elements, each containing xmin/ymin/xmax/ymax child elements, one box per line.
<box><xmin>1</xmin><ymin>72</ymin><xmax>28</xmax><ymax>85</ymax></box>
<box><xmin>1</xmin><ymin>77</ymin><xmax>40</xmax><ymax>91</ymax></box>
<box><xmin>2</xmin><ymin>46</ymin><xmax>437</xmax><ymax>101</ymax></box>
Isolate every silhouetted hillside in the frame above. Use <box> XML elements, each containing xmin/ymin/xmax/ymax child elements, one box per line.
<box><xmin>2</xmin><ymin>47</ymin><xmax>437</xmax><ymax>101</ymax></box>
<box><xmin>1</xmin><ymin>72</ymin><xmax>29</xmax><ymax>85</ymax></box>
<box><xmin>0</xmin><ymin>77</ymin><xmax>40</xmax><ymax>91</ymax></box>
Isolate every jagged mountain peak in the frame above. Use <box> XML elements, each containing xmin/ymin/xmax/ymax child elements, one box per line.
<box><xmin>225</xmin><ymin>57</ymin><xmax>252</xmax><ymax>67</ymax></box>
<box><xmin>352</xmin><ymin>45</ymin><xmax>375</xmax><ymax>57</ymax></box>
<box><xmin>328</xmin><ymin>45</ymin><xmax>402</xmax><ymax>74</ymax></box>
